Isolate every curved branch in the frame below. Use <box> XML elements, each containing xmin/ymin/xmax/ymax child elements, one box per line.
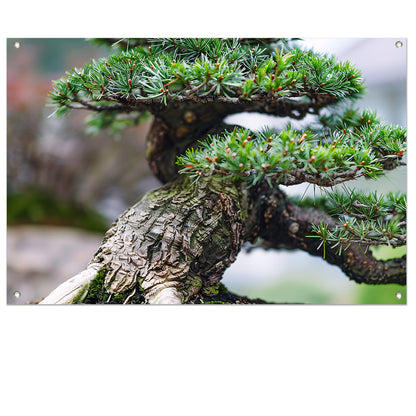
<box><xmin>276</xmin><ymin>167</ymin><xmax>363</xmax><ymax>187</ymax></box>
<box><xmin>97</xmin><ymin>90</ymin><xmax>337</xmax><ymax>118</ymax></box>
<box><xmin>256</xmin><ymin>185</ymin><xmax>406</xmax><ymax>285</ymax></box>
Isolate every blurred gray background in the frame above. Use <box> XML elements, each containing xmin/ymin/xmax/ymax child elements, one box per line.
<box><xmin>6</xmin><ymin>38</ymin><xmax>407</xmax><ymax>304</ymax></box>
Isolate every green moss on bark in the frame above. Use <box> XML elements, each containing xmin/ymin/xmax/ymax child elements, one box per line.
<box><xmin>82</xmin><ymin>267</ymin><xmax>146</xmax><ymax>304</ymax></box>
<box><xmin>82</xmin><ymin>267</ymin><xmax>110</xmax><ymax>303</ymax></box>
<box><xmin>189</xmin><ymin>284</ymin><xmax>269</xmax><ymax>304</ymax></box>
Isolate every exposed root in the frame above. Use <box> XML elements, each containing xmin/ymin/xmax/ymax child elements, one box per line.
<box><xmin>39</xmin><ymin>265</ymin><xmax>101</xmax><ymax>304</ymax></box>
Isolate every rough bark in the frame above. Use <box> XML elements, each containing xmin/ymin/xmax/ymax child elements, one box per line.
<box><xmin>42</xmin><ymin>174</ymin><xmax>248</xmax><ymax>304</ymax></box>
<box><xmin>146</xmin><ymin>102</ymin><xmax>235</xmax><ymax>183</ymax></box>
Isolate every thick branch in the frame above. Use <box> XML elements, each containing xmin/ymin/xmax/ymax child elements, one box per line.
<box><xmin>257</xmin><ymin>186</ymin><xmax>406</xmax><ymax>285</ymax></box>
<box><xmin>145</xmin><ymin>103</ymin><xmax>236</xmax><ymax>183</ymax></box>
<box><xmin>108</xmin><ymin>90</ymin><xmax>337</xmax><ymax>118</ymax></box>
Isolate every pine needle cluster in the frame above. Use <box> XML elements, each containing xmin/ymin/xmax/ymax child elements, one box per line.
<box><xmin>49</xmin><ymin>38</ymin><xmax>364</xmax><ymax>115</ymax></box>
<box><xmin>311</xmin><ymin>188</ymin><xmax>406</xmax><ymax>257</ymax></box>
<box><xmin>176</xmin><ymin>112</ymin><xmax>406</xmax><ymax>186</ymax></box>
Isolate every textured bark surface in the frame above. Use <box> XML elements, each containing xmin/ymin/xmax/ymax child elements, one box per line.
<box><xmin>87</xmin><ymin>175</ymin><xmax>245</xmax><ymax>303</ymax></box>
<box><xmin>146</xmin><ymin>103</ymin><xmax>238</xmax><ymax>183</ymax></box>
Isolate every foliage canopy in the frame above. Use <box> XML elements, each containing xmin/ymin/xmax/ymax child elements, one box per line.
<box><xmin>48</xmin><ymin>38</ymin><xmax>406</xmax><ymax>284</ymax></box>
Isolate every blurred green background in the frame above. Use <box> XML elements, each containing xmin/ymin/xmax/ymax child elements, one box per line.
<box><xmin>6</xmin><ymin>38</ymin><xmax>407</xmax><ymax>304</ymax></box>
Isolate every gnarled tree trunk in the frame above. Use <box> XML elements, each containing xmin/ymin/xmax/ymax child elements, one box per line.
<box><xmin>41</xmin><ymin>174</ymin><xmax>251</xmax><ymax>304</ymax></box>
<box><xmin>40</xmin><ymin>172</ymin><xmax>405</xmax><ymax>304</ymax></box>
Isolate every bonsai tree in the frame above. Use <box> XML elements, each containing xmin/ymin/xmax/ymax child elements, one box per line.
<box><xmin>40</xmin><ymin>38</ymin><xmax>406</xmax><ymax>304</ymax></box>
